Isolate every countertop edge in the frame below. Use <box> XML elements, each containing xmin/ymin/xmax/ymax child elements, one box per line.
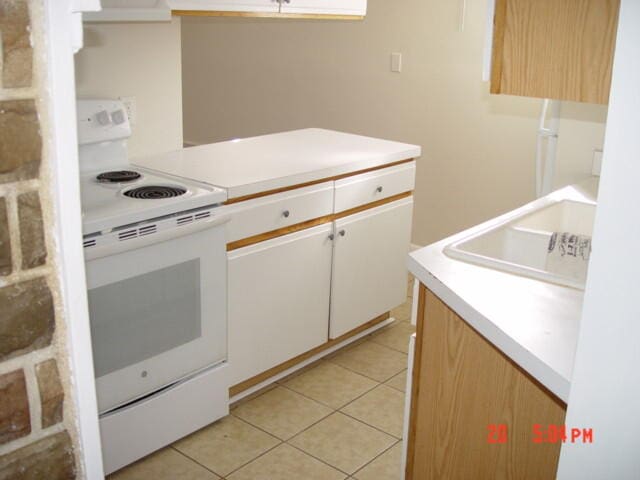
<box><xmin>224</xmin><ymin>148</ymin><xmax>421</xmax><ymax>199</ymax></box>
<box><xmin>405</xmin><ymin>179</ymin><xmax>601</xmax><ymax>404</ymax></box>
<box><xmin>408</xmin><ymin>254</ymin><xmax>570</xmax><ymax>403</ymax></box>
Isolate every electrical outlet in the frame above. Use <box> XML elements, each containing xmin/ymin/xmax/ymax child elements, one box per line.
<box><xmin>119</xmin><ymin>96</ymin><xmax>137</xmax><ymax>125</ymax></box>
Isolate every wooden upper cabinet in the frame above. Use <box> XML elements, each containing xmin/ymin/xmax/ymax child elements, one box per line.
<box><xmin>490</xmin><ymin>0</ymin><xmax>620</xmax><ymax>104</ymax></box>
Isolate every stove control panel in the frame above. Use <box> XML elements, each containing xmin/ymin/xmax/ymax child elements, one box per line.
<box><xmin>77</xmin><ymin>99</ymin><xmax>131</xmax><ymax>146</ymax></box>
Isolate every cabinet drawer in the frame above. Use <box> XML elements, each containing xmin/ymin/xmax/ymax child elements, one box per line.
<box><xmin>224</xmin><ymin>182</ymin><xmax>333</xmax><ymax>243</ymax></box>
<box><xmin>334</xmin><ymin>161</ymin><xmax>416</xmax><ymax>212</ymax></box>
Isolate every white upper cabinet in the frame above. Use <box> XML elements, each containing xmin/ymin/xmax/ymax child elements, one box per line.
<box><xmin>170</xmin><ymin>0</ymin><xmax>366</xmax><ymax>16</ymax></box>
<box><xmin>84</xmin><ymin>0</ymin><xmax>172</xmax><ymax>22</ymax></box>
<box><xmin>279</xmin><ymin>0</ymin><xmax>366</xmax><ymax>16</ymax></box>
<box><xmin>169</xmin><ymin>0</ymin><xmax>279</xmax><ymax>13</ymax></box>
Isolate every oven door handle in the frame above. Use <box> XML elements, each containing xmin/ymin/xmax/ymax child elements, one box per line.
<box><xmin>84</xmin><ymin>214</ymin><xmax>231</xmax><ymax>261</ymax></box>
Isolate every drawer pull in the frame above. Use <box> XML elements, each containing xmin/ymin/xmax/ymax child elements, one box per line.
<box><xmin>328</xmin><ymin>233</ymin><xmax>335</xmax><ymax>241</ymax></box>
<box><xmin>339</xmin><ymin>229</ymin><xmax>346</xmax><ymax>237</ymax></box>
<box><xmin>282</xmin><ymin>210</ymin><xmax>290</xmax><ymax>218</ymax></box>
<box><xmin>376</xmin><ymin>186</ymin><xmax>384</xmax><ymax>193</ymax></box>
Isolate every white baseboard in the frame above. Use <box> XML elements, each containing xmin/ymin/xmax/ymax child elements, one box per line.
<box><xmin>229</xmin><ymin>317</ymin><xmax>395</xmax><ymax>404</ymax></box>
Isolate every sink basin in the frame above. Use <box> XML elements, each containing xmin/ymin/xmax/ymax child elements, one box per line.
<box><xmin>444</xmin><ymin>200</ymin><xmax>597</xmax><ymax>289</ymax></box>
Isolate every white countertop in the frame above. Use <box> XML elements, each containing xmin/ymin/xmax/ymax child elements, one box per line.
<box><xmin>408</xmin><ymin>179</ymin><xmax>599</xmax><ymax>403</ymax></box>
<box><xmin>133</xmin><ymin>128</ymin><xmax>421</xmax><ymax>199</ymax></box>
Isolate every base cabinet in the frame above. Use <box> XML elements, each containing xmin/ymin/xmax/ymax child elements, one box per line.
<box><xmin>227</xmin><ymin>224</ymin><xmax>333</xmax><ymax>386</ymax></box>
<box><xmin>330</xmin><ymin>197</ymin><xmax>413</xmax><ymax>338</ymax></box>
<box><xmin>405</xmin><ymin>286</ymin><xmax>567</xmax><ymax>479</ymax></box>
<box><xmin>226</xmin><ymin>161</ymin><xmax>415</xmax><ymax>391</ymax></box>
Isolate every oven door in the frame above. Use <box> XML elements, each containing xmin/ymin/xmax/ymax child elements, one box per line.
<box><xmin>84</xmin><ymin>215</ymin><xmax>228</xmax><ymax>414</ymax></box>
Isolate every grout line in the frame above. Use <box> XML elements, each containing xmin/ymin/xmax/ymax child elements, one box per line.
<box><xmin>289</xmin><ymin>410</ymin><xmax>401</xmax><ymax>472</ymax></box>
<box><xmin>325</xmin><ymin>354</ymin><xmax>406</xmax><ymax>385</ymax></box>
<box><xmin>278</xmin><ymin>376</ymin><xmax>380</xmax><ymax>411</ymax></box>
<box><xmin>338</xmin><ymin>408</ymin><xmax>403</xmax><ymax>441</ymax></box>
<box><xmin>285</xmin><ymin>441</ymin><xmax>352</xmax><ymax>477</ymax></box>
<box><xmin>231</xmin><ymin>396</ymin><xmax>334</xmax><ymax>443</ymax></box>
<box><xmin>170</xmin><ymin>446</ymin><xmax>226</xmax><ymax>478</ymax></box>
<box><xmin>351</xmin><ymin>439</ymin><xmax>403</xmax><ymax>478</ymax></box>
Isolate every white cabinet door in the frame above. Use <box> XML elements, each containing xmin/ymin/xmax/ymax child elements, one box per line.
<box><xmin>280</xmin><ymin>0</ymin><xmax>366</xmax><ymax>16</ymax></box>
<box><xmin>227</xmin><ymin>224</ymin><xmax>333</xmax><ymax>385</ymax></box>
<box><xmin>330</xmin><ymin>197</ymin><xmax>413</xmax><ymax>339</ymax></box>
<box><xmin>169</xmin><ymin>0</ymin><xmax>279</xmax><ymax>13</ymax></box>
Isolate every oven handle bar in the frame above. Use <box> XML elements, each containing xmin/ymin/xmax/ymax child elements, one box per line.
<box><xmin>84</xmin><ymin>214</ymin><xmax>231</xmax><ymax>261</ymax></box>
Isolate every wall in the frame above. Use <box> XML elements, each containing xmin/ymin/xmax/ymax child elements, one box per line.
<box><xmin>557</xmin><ymin>0</ymin><xmax>640</xmax><ymax>477</ymax></box>
<box><xmin>180</xmin><ymin>0</ymin><xmax>607</xmax><ymax>246</ymax></box>
<box><xmin>75</xmin><ymin>18</ymin><xmax>183</xmax><ymax>159</ymax></box>
<box><xmin>0</xmin><ymin>0</ymin><xmax>79</xmax><ymax>477</ymax></box>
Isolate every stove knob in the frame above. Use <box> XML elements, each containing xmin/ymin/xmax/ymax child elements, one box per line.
<box><xmin>95</xmin><ymin>110</ymin><xmax>112</xmax><ymax>126</ymax></box>
<box><xmin>111</xmin><ymin>109</ymin><xmax>126</xmax><ymax>125</ymax></box>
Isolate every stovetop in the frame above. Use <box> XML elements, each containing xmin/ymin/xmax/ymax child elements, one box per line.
<box><xmin>80</xmin><ymin>165</ymin><xmax>227</xmax><ymax>236</ymax></box>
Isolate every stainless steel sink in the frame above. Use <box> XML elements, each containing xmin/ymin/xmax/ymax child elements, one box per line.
<box><xmin>444</xmin><ymin>200</ymin><xmax>596</xmax><ymax>289</ymax></box>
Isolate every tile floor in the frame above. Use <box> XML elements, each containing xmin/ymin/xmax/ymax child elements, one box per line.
<box><xmin>109</xmin><ymin>277</ymin><xmax>416</xmax><ymax>480</ymax></box>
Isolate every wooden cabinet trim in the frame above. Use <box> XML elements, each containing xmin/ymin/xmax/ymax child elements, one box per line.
<box><xmin>229</xmin><ymin>311</ymin><xmax>389</xmax><ymax>397</ymax></box>
<box><xmin>405</xmin><ymin>283</ymin><xmax>426</xmax><ymax>480</ymax></box>
<box><xmin>173</xmin><ymin>10</ymin><xmax>364</xmax><ymax>20</ymax></box>
<box><xmin>223</xmin><ymin>158</ymin><xmax>414</xmax><ymax>205</ymax></box>
<box><xmin>405</xmin><ymin>285</ymin><xmax>566</xmax><ymax>479</ymax></box>
<box><xmin>226</xmin><ymin>191</ymin><xmax>413</xmax><ymax>251</ymax></box>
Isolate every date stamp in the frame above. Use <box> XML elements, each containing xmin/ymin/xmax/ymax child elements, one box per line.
<box><xmin>487</xmin><ymin>424</ymin><xmax>594</xmax><ymax>444</ymax></box>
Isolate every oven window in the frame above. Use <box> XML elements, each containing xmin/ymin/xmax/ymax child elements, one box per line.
<box><xmin>88</xmin><ymin>260</ymin><xmax>201</xmax><ymax>378</ymax></box>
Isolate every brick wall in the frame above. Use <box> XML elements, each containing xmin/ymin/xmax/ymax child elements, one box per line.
<box><xmin>0</xmin><ymin>1</ymin><xmax>79</xmax><ymax>478</ymax></box>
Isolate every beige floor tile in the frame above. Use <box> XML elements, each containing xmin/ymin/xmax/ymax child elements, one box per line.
<box><xmin>229</xmin><ymin>383</ymin><xmax>278</xmax><ymax>410</ymax></box>
<box><xmin>289</xmin><ymin>412</ymin><xmax>396</xmax><ymax>475</ymax></box>
<box><xmin>283</xmin><ymin>362</ymin><xmax>378</xmax><ymax>409</ymax></box>
<box><xmin>341</xmin><ymin>385</ymin><xmax>405</xmax><ymax>438</ymax></box>
<box><xmin>228</xmin><ymin>443</ymin><xmax>346</xmax><ymax>480</ymax></box>
<box><xmin>275</xmin><ymin>358</ymin><xmax>323</xmax><ymax>384</ymax></box>
<box><xmin>353</xmin><ymin>442</ymin><xmax>403</xmax><ymax>480</ymax></box>
<box><xmin>108</xmin><ymin>448</ymin><xmax>219</xmax><ymax>480</ymax></box>
<box><xmin>232</xmin><ymin>386</ymin><xmax>332</xmax><ymax>440</ymax></box>
<box><xmin>329</xmin><ymin>340</ymin><xmax>407</xmax><ymax>382</ymax></box>
<box><xmin>172</xmin><ymin>415</ymin><xmax>279</xmax><ymax>477</ymax></box>
<box><xmin>391</xmin><ymin>300</ymin><xmax>412</xmax><ymax>323</ymax></box>
<box><xmin>384</xmin><ymin>369</ymin><xmax>407</xmax><ymax>392</ymax></box>
<box><xmin>370</xmin><ymin>322</ymin><xmax>416</xmax><ymax>354</ymax></box>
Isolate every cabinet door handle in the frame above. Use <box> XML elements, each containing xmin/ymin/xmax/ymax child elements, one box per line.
<box><xmin>328</xmin><ymin>233</ymin><xmax>335</xmax><ymax>241</ymax></box>
<box><xmin>376</xmin><ymin>186</ymin><xmax>383</xmax><ymax>193</ymax></box>
<box><xmin>282</xmin><ymin>210</ymin><xmax>290</xmax><ymax>218</ymax></box>
<box><xmin>339</xmin><ymin>229</ymin><xmax>346</xmax><ymax>237</ymax></box>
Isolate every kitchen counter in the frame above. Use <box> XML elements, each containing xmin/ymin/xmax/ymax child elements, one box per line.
<box><xmin>408</xmin><ymin>179</ymin><xmax>599</xmax><ymax>403</ymax></box>
<box><xmin>133</xmin><ymin>128</ymin><xmax>421</xmax><ymax>200</ymax></box>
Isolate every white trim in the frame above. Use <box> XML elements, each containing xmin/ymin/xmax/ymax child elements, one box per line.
<box><xmin>45</xmin><ymin>2</ymin><xmax>104</xmax><ymax>478</ymax></box>
<box><xmin>229</xmin><ymin>317</ymin><xmax>395</xmax><ymax>404</ymax></box>
<box><xmin>482</xmin><ymin>0</ymin><xmax>496</xmax><ymax>82</ymax></box>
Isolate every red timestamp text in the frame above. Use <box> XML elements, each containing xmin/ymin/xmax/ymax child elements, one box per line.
<box><xmin>532</xmin><ymin>424</ymin><xmax>594</xmax><ymax>444</ymax></box>
<box><xmin>487</xmin><ymin>424</ymin><xmax>594</xmax><ymax>444</ymax></box>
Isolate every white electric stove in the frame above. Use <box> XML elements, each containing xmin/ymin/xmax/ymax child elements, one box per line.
<box><xmin>78</xmin><ymin>99</ymin><xmax>230</xmax><ymax>475</ymax></box>
<box><xmin>78</xmin><ymin>100</ymin><xmax>227</xmax><ymax>236</ymax></box>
